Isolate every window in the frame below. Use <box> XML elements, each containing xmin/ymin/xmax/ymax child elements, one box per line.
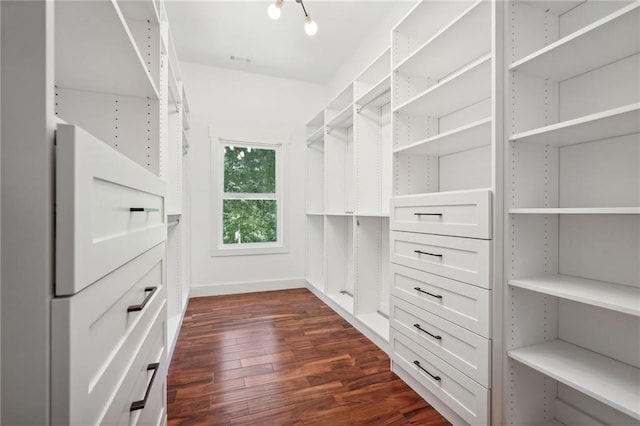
<box><xmin>213</xmin><ymin>138</ymin><xmax>285</xmax><ymax>255</ymax></box>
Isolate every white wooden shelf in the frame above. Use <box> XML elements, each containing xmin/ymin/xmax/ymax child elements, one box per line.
<box><xmin>55</xmin><ymin>1</ymin><xmax>160</xmax><ymax>99</ymax></box>
<box><xmin>182</xmin><ymin>110</ymin><xmax>190</xmax><ymax>130</ymax></box>
<box><xmin>356</xmin><ymin>312</ymin><xmax>390</xmax><ymax>342</ymax></box>
<box><xmin>509</xmin><ymin>2</ymin><xmax>640</xmax><ymax>81</ymax></box>
<box><xmin>305</xmin><ymin>212</ymin><xmax>324</xmax><ymax>216</ymax></box>
<box><xmin>394</xmin><ymin>54</ymin><xmax>491</xmax><ymax>117</ymax></box>
<box><xmin>326</xmin><ymin>104</ymin><xmax>354</xmax><ymax>129</ymax></box>
<box><xmin>306</xmin><ymin>127</ymin><xmax>325</xmax><ymax>145</ymax></box>
<box><xmin>168</xmin><ymin>60</ymin><xmax>181</xmax><ymax>104</ymax></box>
<box><xmin>510</xmin><ymin>104</ymin><xmax>640</xmax><ymax>147</ymax></box>
<box><xmin>394</xmin><ymin>1</ymin><xmax>490</xmax><ymax>80</ymax></box>
<box><xmin>394</xmin><ymin>117</ymin><xmax>492</xmax><ymax>157</ymax></box>
<box><xmin>509</xmin><ymin>340</ymin><xmax>640</xmax><ymax>420</ymax></box>
<box><xmin>325</xmin><ymin>212</ymin><xmax>354</xmax><ymax>217</ymax></box>
<box><xmin>327</xmin><ymin>292</ymin><xmax>355</xmax><ymax>315</ymax></box>
<box><xmin>354</xmin><ymin>212</ymin><xmax>390</xmax><ymax>218</ymax></box>
<box><xmin>118</xmin><ymin>0</ymin><xmax>161</xmax><ymax>26</ymax></box>
<box><xmin>355</xmin><ymin>75</ymin><xmax>391</xmax><ymax>111</ymax></box>
<box><xmin>510</xmin><ymin>274</ymin><xmax>640</xmax><ymax>317</ymax></box>
<box><xmin>509</xmin><ymin>207</ymin><xmax>640</xmax><ymax>215</ymax></box>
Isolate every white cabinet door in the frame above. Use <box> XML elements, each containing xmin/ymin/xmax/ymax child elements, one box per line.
<box><xmin>56</xmin><ymin>123</ymin><xmax>166</xmax><ymax>295</ymax></box>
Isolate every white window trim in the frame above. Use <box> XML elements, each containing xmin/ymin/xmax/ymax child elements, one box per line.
<box><xmin>210</xmin><ymin>137</ymin><xmax>287</xmax><ymax>256</ymax></box>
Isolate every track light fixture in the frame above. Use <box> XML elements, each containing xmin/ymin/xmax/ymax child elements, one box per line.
<box><xmin>267</xmin><ymin>0</ymin><xmax>318</xmax><ymax>36</ymax></box>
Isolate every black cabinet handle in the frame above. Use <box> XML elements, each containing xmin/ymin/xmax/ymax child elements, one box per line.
<box><xmin>129</xmin><ymin>207</ymin><xmax>160</xmax><ymax>212</ymax></box>
<box><xmin>414</xmin><ymin>250</ymin><xmax>443</xmax><ymax>258</ymax></box>
<box><xmin>414</xmin><ymin>287</ymin><xmax>442</xmax><ymax>299</ymax></box>
<box><xmin>413</xmin><ymin>360</ymin><xmax>441</xmax><ymax>381</ymax></box>
<box><xmin>130</xmin><ymin>363</ymin><xmax>160</xmax><ymax>411</ymax></box>
<box><xmin>414</xmin><ymin>213</ymin><xmax>442</xmax><ymax>216</ymax></box>
<box><xmin>127</xmin><ymin>287</ymin><xmax>157</xmax><ymax>312</ymax></box>
<box><xmin>413</xmin><ymin>323</ymin><xmax>442</xmax><ymax>340</ymax></box>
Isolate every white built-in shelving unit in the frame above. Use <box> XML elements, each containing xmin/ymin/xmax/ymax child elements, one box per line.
<box><xmin>159</xmin><ymin>1</ymin><xmax>192</xmax><ymax>360</ymax></box>
<box><xmin>505</xmin><ymin>1</ymin><xmax>640</xmax><ymax>424</ymax></box>
<box><xmin>305</xmin><ymin>48</ymin><xmax>393</xmax><ymax>351</ymax></box>
<box><xmin>388</xmin><ymin>0</ymin><xmax>502</xmax><ymax>424</ymax></box>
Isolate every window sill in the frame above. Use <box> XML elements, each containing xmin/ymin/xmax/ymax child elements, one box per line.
<box><xmin>211</xmin><ymin>244</ymin><xmax>288</xmax><ymax>257</ymax></box>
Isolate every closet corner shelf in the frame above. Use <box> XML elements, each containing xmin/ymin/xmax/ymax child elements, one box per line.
<box><xmin>509</xmin><ymin>104</ymin><xmax>640</xmax><ymax>147</ymax></box>
<box><xmin>510</xmin><ymin>274</ymin><xmax>640</xmax><ymax>317</ymax></box>
<box><xmin>118</xmin><ymin>0</ymin><xmax>161</xmax><ymax>26</ymax></box>
<box><xmin>509</xmin><ymin>207</ymin><xmax>640</xmax><ymax>215</ymax></box>
<box><xmin>508</xmin><ymin>340</ymin><xmax>640</xmax><ymax>421</ymax></box>
<box><xmin>182</xmin><ymin>111</ymin><xmax>190</xmax><ymax>130</ymax></box>
<box><xmin>356</xmin><ymin>312</ymin><xmax>390</xmax><ymax>342</ymax></box>
<box><xmin>306</xmin><ymin>127</ymin><xmax>325</xmax><ymax>145</ymax></box>
<box><xmin>55</xmin><ymin>1</ymin><xmax>160</xmax><ymax>99</ymax></box>
<box><xmin>394</xmin><ymin>116</ymin><xmax>492</xmax><ymax>157</ymax></box>
<box><xmin>355</xmin><ymin>75</ymin><xmax>391</xmax><ymax>111</ymax></box>
<box><xmin>182</xmin><ymin>90</ymin><xmax>191</xmax><ymax>113</ymax></box>
<box><xmin>326</xmin><ymin>104</ymin><xmax>354</xmax><ymax>129</ymax></box>
<box><xmin>182</xmin><ymin>130</ymin><xmax>190</xmax><ymax>150</ymax></box>
<box><xmin>508</xmin><ymin>2</ymin><xmax>640</xmax><ymax>81</ymax></box>
<box><xmin>394</xmin><ymin>0</ymin><xmax>489</xmax><ymax>80</ymax></box>
<box><xmin>393</xmin><ymin>54</ymin><xmax>491</xmax><ymax>117</ymax></box>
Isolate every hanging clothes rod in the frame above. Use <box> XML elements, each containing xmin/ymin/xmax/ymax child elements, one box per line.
<box><xmin>168</xmin><ymin>218</ymin><xmax>180</xmax><ymax>227</ymax></box>
<box><xmin>356</xmin><ymin>88</ymin><xmax>391</xmax><ymax>113</ymax></box>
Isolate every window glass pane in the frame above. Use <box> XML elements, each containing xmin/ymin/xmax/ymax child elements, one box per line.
<box><xmin>223</xmin><ymin>199</ymin><xmax>277</xmax><ymax>244</ymax></box>
<box><xmin>224</xmin><ymin>146</ymin><xmax>276</xmax><ymax>193</ymax></box>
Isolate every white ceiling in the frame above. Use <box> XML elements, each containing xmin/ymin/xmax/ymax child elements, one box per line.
<box><xmin>165</xmin><ymin>1</ymin><xmax>404</xmax><ymax>84</ymax></box>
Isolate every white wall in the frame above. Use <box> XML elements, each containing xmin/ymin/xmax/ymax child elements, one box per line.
<box><xmin>182</xmin><ymin>62</ymin><xmax>325</xmax><ymax>294</ymax></box>
<box><xmin>324</xmin><ymin>1</ymin><xmax>416</xmax><ymax>100</ymax></box>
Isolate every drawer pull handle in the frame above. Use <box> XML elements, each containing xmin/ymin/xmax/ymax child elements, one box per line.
<box><xmin>130</xmin><ymin>207</ymin><xmax>160</xmax><ymax>212</ymax></box>
<box><xmin>414</xmin><ymin>250</ymin><xmax>442</xmax><ymax>258</ymax></box>
<box><xmin>130</xmin><ymin>362</ymin><xmax>160</xmax><ymax>411</ymax></box>
<box><xmin>127</xmin><ymin>287</ymin><xmax>157</xmax><ymax>312</ymax></box>
<box><xmin>413</xmin><ymin>360</ymin><xmax>441</xmax><ymax>382</ymax></box>
<box><xmin>414</xmin><ymin>213</ymin><xmax>442</xmax><ymax>217</ymax></box>
<box><xmin>413</xmin><ymin>287</ymin><xmax>443</xmax><ymax>299</ymax></box>
<box><xmin>413</xmin><ymin>323</ymin><xmax>442</xmax><ymax>340</ymax></box>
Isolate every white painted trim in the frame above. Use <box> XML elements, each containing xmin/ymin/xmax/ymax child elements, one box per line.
<box><xmin>190</xmin><ymin>278</ymin><xmax>306</xmax><ymax>298</ymax></box>
<box><xmin>166</xmin><ymin>285</ymin><xmax>190</xmax><ymax>363</ymax></box>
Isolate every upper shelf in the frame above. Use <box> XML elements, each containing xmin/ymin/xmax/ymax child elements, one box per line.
<box><xmin>509</xmin><ymin>103</ymin><xmax>640</xmax><ymax>147</ymax></box>
<box><xmin>509</xmin><ymin>339</ymin><xmax>640</xmax><ymax>421</ymax></box>
<box><xmin>168</xmin><ymin>59</ymin><xmax>181</xmax><ymax>105</ymax></box>
<box><xmin>394</xmin><ymin>1</ymin><xmax>490</xmax><ymax>80</ymax></box>
<box><xmin>118</xmin><ymin>0</ymin><xmax>160</xmax><ymax>25</ymax></box>
<box><xmin>394</xmin><ymin>117</ymin><xmax>491</xmax><ymax>157</ymax></box>
<box><xmin>394</xmin><ymin>54</ymin><xmax>491</xmax><ymax>117</ymax></box>
<box><xmin>55</xmin><ymin>1</ymin><xmax>160</xmax><ymax>99</ymax></box>
<box><xmin>355</xmin><ymin>75</ymin><xmax>391</xmax><ymax>112</ymax></box>
<box><xmin>509</xmin><ymin>2</ymin><xmax>640</xmax><ymax>81</ymax></box>
<box><xmin>510</xmin><ymin>274</ymin><xmax>640</xmax><ymax>317</ymax></box>
<box><xmin>306</xmin><ymin>127</ymin><xmax>325</xmax><ymax>146</ymax></box>
<box><xmin>509</xmin><ymin>207</ymin><xmax>640</xmax><ymax>215</ymax></box>
<box><xmin>326</xmin><ymin>104</ymin><xmax>354</xmax><ymax>129</ymax></box>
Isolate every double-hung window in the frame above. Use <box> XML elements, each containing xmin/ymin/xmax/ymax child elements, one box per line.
<box><xmin>214</xmin><ymin>139</ymin><xmax>284</xmax><ymax>255</ymax></box>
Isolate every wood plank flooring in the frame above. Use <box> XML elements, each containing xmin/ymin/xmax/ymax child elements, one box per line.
<box><xmin>167</xmin><ymin>288</ymin><xmax>450</xmax><ymax>425</ymax></box>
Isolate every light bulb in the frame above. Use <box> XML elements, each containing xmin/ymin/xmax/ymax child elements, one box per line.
<box><xmin>304</xmin><ymin>15</ymin><xmax>317</xmax><ymax>36</ymax></box>
<box><xmin>268</xmin><ymin>1</ymin><xmax>282</xmax><ymax>20</ymax></box>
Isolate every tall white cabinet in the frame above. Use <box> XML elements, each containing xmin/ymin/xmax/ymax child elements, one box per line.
<box><xmin>305</xmin><ymin>49</ymin><xmax>393</xmax><ymax>351</ymax></box>
<box><xmin>505</xmin><ymin>1</ymin><xmax>640</xmax><ymax>424</ymax></box>
<box><xmin>1</xmin><ymin>1</ymin><xmax>189</xmax><ymax>424</ymax></box>
<box><xmin>387</xmin><ymin>1</ymin><xmax>502</xmax><ymax>424</ymax></box>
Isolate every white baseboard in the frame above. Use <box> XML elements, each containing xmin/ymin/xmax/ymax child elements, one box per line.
<box><xmin>190</xmin><ymin>278</ymin><xmax>306</xmax><ymax>298</ymax></box>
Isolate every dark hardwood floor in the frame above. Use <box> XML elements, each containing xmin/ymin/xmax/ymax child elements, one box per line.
<box><xmin>167</xmin><ymin>288</ymin><xmax>450</xmax><ymax>425</ymax></box>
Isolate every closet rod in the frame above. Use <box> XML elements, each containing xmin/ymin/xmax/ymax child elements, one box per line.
<box><xmin>168</xmin><ymin>218</ymin><xmax>180</xmax><ymax>227</ymax></box>
<box><xmin>356</xmin><ymin>88</ymin><xmax>391</xmax><ymax>113</ymax></box>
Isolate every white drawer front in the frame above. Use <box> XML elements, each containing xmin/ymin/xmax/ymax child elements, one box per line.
<box><xmin>390</xmin><ymin>190</ymin><xmax>491</xmax><ymax>239</ymax></box>
<box><xmin>390</xmin><ymin>231</ymin><xmax>492</xmax><ymax>288</ymax></box>
<box><xmin>391</xmin><ymin>329</ymin><xmax>489</xmax><ymax>425</ymax></box>
<box><xmin>56</xmin><ymin>123</ymin><xmax>166</xmax><ymax>296</ymax></box>
<box><xmin>102</xmin><ymin>303</ymin><xmax>167</xmax><ymax>426</ymax></box>
<box><xmin>51</xmin><ymin>244</ymin><xmax>167</xmax><ymax>426</ymax></box>
<box><xmin>391</xmin><ymin>297</ymin><xmax>491</xmax><ymax>387</ymax></box>
<box><xmin>391</xmin><ymin>264</ymin><xmax>491</xmax><ymax>338</ymax></box>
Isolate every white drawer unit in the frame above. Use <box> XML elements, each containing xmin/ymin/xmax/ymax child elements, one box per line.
<box><xmin>391</xmin><ymin>264</ymin><xmax>491</xmax><ymax>338</ymax></box>
<box><xmin>56</xmin><ymin>123</ymin><xmax>167</xmax><ymax>296</ymax></box>
<box><xmin>391</xmin><ymin>296</ymin><xmax>491</xmax><ymax>387</ymax></box>
<box><xmin>102</xmin><ymin>303</ymin><xmax>167</xmax><ymax>426</ymax></box>
<box><xmin>391</xmin><ymin>329</ymin><xmax>490</xmax><ymax>425</ymax></box>
<box><xmin>51</xmin><ymin>244</ymin><xmax>167</xmax><ymax>426</ymax></box>
<box><xmin>390</xmin><ymin>190</ymin><xmax>492</xmax><ymax>239</ymax></box>
<box><xmin>390</xmin><ymin>231</ymin><xmax>492</xmax><ymax>289</ymax></box>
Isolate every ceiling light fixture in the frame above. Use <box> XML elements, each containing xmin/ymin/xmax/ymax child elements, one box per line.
<box><xmin>267</xmin><ymin>0</ymin><xmax>318</xmax><ymax>36</ymax></box>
